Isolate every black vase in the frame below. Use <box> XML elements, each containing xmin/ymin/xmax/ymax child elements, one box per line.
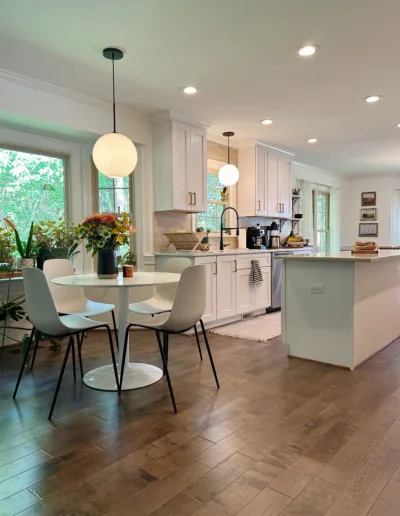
<box><xmin>97</xmin><ymin>249</ymin><xmax>118</xmax><ymax>279</ymax></box>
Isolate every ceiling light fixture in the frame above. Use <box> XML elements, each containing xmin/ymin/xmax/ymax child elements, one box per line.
<box><xmin>183</xmin><ymin>86</ymin><xmax>198</xmax><ymax>95</ymax></box>
<box><xmin>364</xmin><ymin>95</ymin><xmax>383</xmax><ymax>103</ymax></box>
<box><xmin>218</xmin><ymin>132</ymin><xmax>239</xmax><ymax>186</ymax></box>
<box><xmin>298</xmin><ymin>45</ymin><xmax>319</xmax><ymax>57</ymax></box>
<box><xmin>397</xmin><ymin>123</ymin><xmax>400</xmax><ymax>128</ymax></box>
<box><xmin>92</xmin><ymin>48</ymin><xmax>138</xmax><ymax>178</ymax></box>
<box><xmin>261</xmin><ymin>119</ymin><xmax>273</xmax><ymax>125</ymax></box>
<box><xmin>308</xmin><ymin>138</ymin><xmax>318</xmax><ymax>143</ymax></box>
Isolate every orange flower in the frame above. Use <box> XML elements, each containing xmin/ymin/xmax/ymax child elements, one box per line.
<box><xmin>3</xmin><ymin>218</ymin><xmax>16</xmax><ymax>230</ymax></box>
<box><xmin>102</xmin><ymin>214</ymin><xmax>115</xmax><ymax>223</ymax></box>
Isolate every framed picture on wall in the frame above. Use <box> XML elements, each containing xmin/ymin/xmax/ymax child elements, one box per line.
<box><xmin>361</xmin><ymin>191</ymin><xmax>376</xmax><ymax>206</ymax></box>
<box><xmin>360</xmin><ymin>208</ymin><xmax>377</xmax><ymax>221</ymax></box>
<box><xmin>359</xmin><ymin>223</ymin><xmax>378</xmax><ymax>237</ymax></box>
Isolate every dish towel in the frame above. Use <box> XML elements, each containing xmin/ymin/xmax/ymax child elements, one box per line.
<box><xmin>251</xmin><ymin>259</ymin><xmax>263</xmax><ymax>287</ymax></box>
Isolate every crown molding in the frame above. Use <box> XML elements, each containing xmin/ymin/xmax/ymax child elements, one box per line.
<box><xmin>151</xmin><ymin>109</ymin><xmax>210</xmax><ymax>129</ymax></box>
<box><xmin>239</xmin><ymin>140</ymin><xmax>295</xmax><ymax>157</ymax></box>
<box><xmin>207</xmin><ymin>133</ymin><xmax>239</xmax><ymax>148</ymax></box>
<box><xmin>0</xmin><ymin>68</ymin><xmax>148</xmax><ymax>122</ymax></box>
<box><xmin>292</xmin><ymin>160</ymin><xmax>341</xmax><ymax>178</ymax></box>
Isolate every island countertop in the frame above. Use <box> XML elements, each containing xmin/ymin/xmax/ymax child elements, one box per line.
<box><xmin>279</xmin><ymin>249</ymin><xmax>400</xmax><ymax>262</ymax></box>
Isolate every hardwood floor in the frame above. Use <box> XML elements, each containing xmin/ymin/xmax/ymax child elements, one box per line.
<box><xmin>1</xmin><ymin>328</ymin><xmax>400</xmax><ymax>514</ymax></box>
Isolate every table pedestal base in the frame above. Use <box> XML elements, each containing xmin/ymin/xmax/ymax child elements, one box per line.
<box><xmin>83</xmin><ymin>363</ymin><xmax>163</xmax><ymax>392</ymax></box>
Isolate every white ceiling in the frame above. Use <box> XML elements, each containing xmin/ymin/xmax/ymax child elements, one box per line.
<box><xmin>1</xmin><ymin>0</ymin><xmax>400</xmax><ymax>176</ymax></box>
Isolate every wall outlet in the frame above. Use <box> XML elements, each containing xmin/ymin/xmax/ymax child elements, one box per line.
<box><xmin>309</xmin><ymin>284</ymin><xmax>325</xmax><ymax>294</ymax></box>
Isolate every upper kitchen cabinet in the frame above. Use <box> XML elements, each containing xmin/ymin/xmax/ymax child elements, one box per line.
<box><xmin>153</xmin><ymin>114</ymin><xmax>207</xmax><ymax>212</ymax></box>
<box><xmin>238</xmin><ymin>144</ymin><xmax>292</xmax><ymax>218</ymax></box>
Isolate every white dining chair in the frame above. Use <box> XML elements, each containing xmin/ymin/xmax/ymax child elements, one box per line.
<box><xmin>128</xmin><ymin>257</ymin><xmax>203</xmax><ymax>359</ymax></box>
<box><xmin>14</xmin><ymin>267</ymin><xmax>120</xmax><ymax>420</ymax></box>
<box><xmin>32</xmin><ymin>259</ymin><xmax>117</xmax><ymax>370</ymax></box>
<box><xmin>121</xmin><ymin>265</ymin><xmax>219</xmax><ymax>412</ymax></box>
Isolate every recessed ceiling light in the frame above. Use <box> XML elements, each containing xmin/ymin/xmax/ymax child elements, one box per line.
<box><xmin>298</xmin><ymin>45</ymin><xmax>319</xmax><ymax>57</ymax></box>
<box><xmin>364</xmin><ymin>95</ymin><xmax>383</xmax><ymax>103</ymax></box>
<box><xmin>307</xmin><ymin>138</ymin><xmax>318</xmax><ymax>143</ymax></box>
<box><xmin>261</xmin><ymin>119</ymin><xmax>273</xmax><ymax>125</ymax></box>
<box><xmin>183</xmin><ymin>86</ymin><xmax>198</xmax><ymax>95</ymax></box>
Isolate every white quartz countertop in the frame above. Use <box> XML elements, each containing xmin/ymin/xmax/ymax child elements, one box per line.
<box><xmin>280</xmin><ymin>250</ymin><xmax>400</xmax><ymax>262</ymax></box>
<box><xmin>154</xmin><ymin>248</ymin><xmax>313</xmax><ymax>257</ymax></box>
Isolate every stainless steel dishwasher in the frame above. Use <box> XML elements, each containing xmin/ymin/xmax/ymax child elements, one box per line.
<box><xmin>270</xmin><ymin>250</ymin><xmax>294</xmax><ymax>310</ymax></box>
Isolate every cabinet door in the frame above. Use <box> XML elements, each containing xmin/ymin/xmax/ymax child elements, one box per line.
<box><xmin>254</xmin><ymin>267</ymin><xmax>272</xmax><ymax>309</ymax></box>
<box><xmin>216</xmin><ymin>256</ymin><xmax>236</xmax><ymax>320</ymax></box>
<box><xmin>267</xmin><ymin>152</ymin><xmax>280</xmax><ymax>218</ymax></box>
<box><xmin>171</xmin><ymin>121</ymin><xmax>191</xmax><ymax>210</ymax></box>
<box><xmin>256</xmin><ymin>146</ymin><xmax>268</xmax><ymax>215</ymax></box>
<box><xmin>279</xmin><ymin>157</ymin><xmax>292</xmax><ymax>218</ymax></box>
<box><xmin>188</xmin><ymin>127</ymin><xmax>207</xmax><ymax>212</ymax></box>
<box><xmin>236</xmin><ymin>269</ymin><xmax>254</xmax><ymax>314</ymax></box>
<box><xmin>195</xmin><ymin>257</ymin><xmax>217</xmax><ymax>323</ymax></box>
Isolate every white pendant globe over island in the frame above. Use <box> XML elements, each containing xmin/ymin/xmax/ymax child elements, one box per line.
<box><xmin>218</xmin><ymin>131</ymin><xmax>239</xmax><ymax>186</ymax></box>
<box><xmin>92</xmin><ymin>47</ymin><xmax>138</xmax><ymax>178</ymax></box>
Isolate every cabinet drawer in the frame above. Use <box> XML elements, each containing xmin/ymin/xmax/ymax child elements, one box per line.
<box><xmin>236</xmin><ymin>254</ymin><xmax>271</xmax><ymax>270</ymax></box>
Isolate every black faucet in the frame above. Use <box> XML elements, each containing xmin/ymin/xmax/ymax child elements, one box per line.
<box><xmin>220</xmin><ymin>207</ymin><xmax>240</xmax><ymax>251</ymax></box>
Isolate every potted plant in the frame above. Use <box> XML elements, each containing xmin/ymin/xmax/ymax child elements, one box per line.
<box><xmin>33</xmin><ymin>218</ymin><xmax>80</xmax><ymax>269</ymax></box>
<box><xmin>4</xmin><ymin>219</ymin><xmax>35</xmax><ymax>268</ymax></box>
<box><xmin>0</xmin><ymin>293</ymin><xmax>26</xmax><ymax>322</ymax></box>
<box><xmin>0</xmin><ymin>224</ymin><xmax>15</xmax><ymax>267</ymax></box>
<box><xmin>77</xmin><ymin>212</ymin><xmax>135</xmax><ymax>279</ymax></box>
<box><xmin>117</xmin><ymin>250</ymin><xmax>135</xmax><ymax>267</ymax></box>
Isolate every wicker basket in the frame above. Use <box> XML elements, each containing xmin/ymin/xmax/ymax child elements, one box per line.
<box><xmin>162</xmin><ymin>232</ymin><xmax>207</xmax><ymax>251</ymax></box>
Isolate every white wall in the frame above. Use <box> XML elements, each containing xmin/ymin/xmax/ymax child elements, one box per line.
<box><xmin>291</xmin><ymin>162</ymin><xmax>342</xmax><ymax>189</ymax></box>
<box><xmin>340</xmin><ymin>176</ymin><xmax>396</xmax><ymax>247</ymax></box>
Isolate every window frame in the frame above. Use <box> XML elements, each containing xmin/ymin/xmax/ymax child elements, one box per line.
<box><xmin>313</xmin><ymin>189</ymin><xmax>330</xmax><ymax>252</ymax></box>
<box><xmin>197</xmin><ymin>166</ymin><xmax>230</xmax><ymax>233</ymax></box>
<box><xmin>0</xmin><ymin>143</ymin><xmax>70</xmax><ymax>219</ymax></box>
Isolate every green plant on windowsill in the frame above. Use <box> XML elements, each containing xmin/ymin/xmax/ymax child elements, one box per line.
<box><xmin>33</xmin><ymin>217</ymin><xmax>81</xmax><ymax>260</ymax></box>
<box><xmin>4</xmin><ymin>219</ymin><xmax>36</xmax><ymax>267</ymax></box>
<box><xmin>0</xmin><ymin>224</ymin><xmax>15</xmax><ymax>265</ymax></box>
<box><xmin>117</xmin><ymin>250</ymin><xmax>136</xmax><ymax>267</ymax></box>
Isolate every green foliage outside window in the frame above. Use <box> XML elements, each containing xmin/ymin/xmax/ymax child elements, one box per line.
<box><xmin>0</xmin><ymin>148</ymin><xmax>65</xmax><ymax>241</ymax></box>
<box><xmin>197</xmin><ymin>172</ymin><xmax>227</xmax><ymax>232</ymax></box>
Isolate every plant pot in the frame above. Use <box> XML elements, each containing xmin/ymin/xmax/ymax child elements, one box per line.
<box><xmin>0</xmin><ymin>257</ymin><xmax>14</xmax><ymax>266</ymax></box>
<box><xmin>97</xmin><ymin>249</ymin><xmax>118</xmax><ymax>279</ymax></box>
<box><xmin>16</xmin><ymin>258</ymin><xmax>34</xmax><ymax>269</ymax></box>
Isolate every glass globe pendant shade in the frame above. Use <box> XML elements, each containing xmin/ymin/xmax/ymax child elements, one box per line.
<box><xmin>93</xmin><ymin>133</ymin><xmax>138</xmax><ymax>178</ymax></box>
<box><xmin>218</xmin><ymin>163</ymin><xmax>239</xmax><ymax>186</ymax></box>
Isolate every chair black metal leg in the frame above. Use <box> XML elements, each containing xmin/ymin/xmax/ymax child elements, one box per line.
<box><xmin>78</xmin><ymin>332</ymin><xmax>84</xmax><ymax>350</ymax></box>
<box><xmin>106</xmin><ymin>326</ymin><xmax>120</xmax><ymax>392</ymax></box>
<box><xmin>77</xmin><ymin>334</ymin><xmax>84</xmax><ymax>380</ymax></box>
<box><xmin>111</xmin><ymin>310</ymin><xmax>119</xmax><ymax>355</ymax></box>
<box><xmin>163</xmin><ymin>334</ymin><xmax>169</xmax><ymax>365</ymax></box>
<box><xmin>13</xmin><ymin>327</ymin><xmax>35</xmax><ymax>399</ymax></box>
<box><xmin>199</xmin><ymin>319</ymin><xmax>220</xmax><ymax>389</ymax></box>
<box><xmin>193</xmin><ymin>324</ymin><xmax>203</xmax><ymax>361</ymax></box>
<box><xmin>71</xmin><ymin>336</ymin><xmax>77</xmax><ymax>383</ymax></box>
<box><xmin>158</xmin><ymin>333</ymin><xmax>177</xmax><ymax>413</ymax></box>
<box><xmin>30</xmin><ymin>330</ymin><xmax>41</xmax><ymax>370</ymax></box>
<box><xmin>155</xmin><ymin>331</ymin><xmax>164</xmax><ymax>375</ymax></box>
<box><xmin>48</xmin><ymin>335</ymin><xmax>73</xmax><ymax>420</ymax></box>
<box><xmin>119</xmin><ymin>324</ymin><xmax>132</xmax><ymax>393</ymax></box>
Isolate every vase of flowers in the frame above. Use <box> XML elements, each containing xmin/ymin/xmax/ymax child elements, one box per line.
<box><xmin>4</xmin><ymin>219</ymin><xmax>36</xmax><ymax>269</ymax></box>
<box><xmin>77</xmin><ymin>213</ymin><xmax>135</xmax><ymax>279</ymax></box>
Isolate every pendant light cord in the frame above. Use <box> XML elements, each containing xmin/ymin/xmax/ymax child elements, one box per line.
<box><xmin>227</xmin><ymin>134</ymin><xmax>230</xmax><ymax>164</ymax></box>
<box><xmin>112</xmin><ymin>52</ymin><xmax>116</xmax><ymax>133</ymax></box>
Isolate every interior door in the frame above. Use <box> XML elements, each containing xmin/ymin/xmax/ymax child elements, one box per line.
<box><xmin>216</xmin><ymin>256</ymin><xmax>237</xmax><ymax>320</ymax></box>
<box><xmin>188</xmin><ymin>126</ymin><xmax>207</xmax><ymax>212</ymax></box>
<box><xmin>171</xmin><ymin>121</ymin><xmax>191</xmax><ymax>210</ymax></box>
<box><xmin>236</xmin><ymin>269</ymin><xmax>254</xmax><ymax>314</ymax></box>
<box><xmin>279</xmin><ymin>157</ymin><xmax>292</xmax><ymax>218</ymax></box>
<box><xmin>267</xmin><ymin>152</ymin><xmax>280</xmax><ymax>217</ymax></box>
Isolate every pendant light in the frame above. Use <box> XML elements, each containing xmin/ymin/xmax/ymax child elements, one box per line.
<box><xmin>218</xmin><ymin>132</ymin><xmax>239</xmax><ymax>186</ymax></box>
<box><xmin>92</xmin><ymin>48</ymin><xmax>138</xmax><ymax>178</ymax></box>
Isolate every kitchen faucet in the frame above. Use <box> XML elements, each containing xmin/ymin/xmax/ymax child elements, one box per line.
<box><xmin>220</xmin><ymin>207</ymin><xmax>240</xmax><ymax>251</ymax></box>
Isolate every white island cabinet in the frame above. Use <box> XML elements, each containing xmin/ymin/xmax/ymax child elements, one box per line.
<box><xmin>281</xmin><ymin>250</ymin><xmax>400</xmax><ymax>369</ymax></box>
<box><xmin>154</xmin><ymin>250</ymin><xmax>272</xmax><ymax>328</ymax></box>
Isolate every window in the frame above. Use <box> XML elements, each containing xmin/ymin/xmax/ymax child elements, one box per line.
<box><xmin>0</xmin><ymin>147</ymin><xmax>66</xmax><ymax>240</ymax></box>
<box><xmin>94</xmin><ymin>169</ymin><xmax>135</xmax><ymax>262</ymax></box>
<box><xmin>197</xmin><ymin>169</ymin><xmax>227</xmax><ymax>232</ymax></box>
<box><xmin>313</xmin><ymin>190</ymin><xmax>330</xmax><ymax>252</ymax></box>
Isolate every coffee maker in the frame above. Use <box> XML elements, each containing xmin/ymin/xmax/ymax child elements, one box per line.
<box><xmin>266</xmin><ymin>222</ymin><xmax>280</xmax><ymax>249</ymax></box>
<box><xmin>246</xmin><ymin>226</ymin><xmax>266</xmax><ymax>250</ymax></box>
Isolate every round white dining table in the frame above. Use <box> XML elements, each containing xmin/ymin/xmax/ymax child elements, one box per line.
<box><xmin>52</xmin><ymin>272</ymin><xmax>180</xmax><ymax>391</ymax></box>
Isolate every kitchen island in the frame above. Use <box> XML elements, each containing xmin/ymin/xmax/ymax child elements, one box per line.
<box><xmin>280</xmin><ymin>250</ymin><xmax>400</xmax><ymax>369</ymax></box>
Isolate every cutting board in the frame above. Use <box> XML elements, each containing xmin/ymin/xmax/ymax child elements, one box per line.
<box><xmin>351</xmin><ymin>249</ymin><xmax>379</xmax><ymax>255</ymax></box>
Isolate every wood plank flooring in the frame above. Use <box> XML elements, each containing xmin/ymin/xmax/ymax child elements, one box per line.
<box><xmin>1</xmin><ymin>328</ymin><xmax>400</xmax><ymax>514</ymax></box>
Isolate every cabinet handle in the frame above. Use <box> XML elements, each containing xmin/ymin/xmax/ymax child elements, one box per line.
<box><xmin>193</xmin><ymin>192</ymin><xmax>197</xmax><ymax>206</ymax></box>
<box><xmin>257</xmin><ymin>200</ymin><xmax>261</xmax><ymax>211</ymax></box>
<box><xmin>214</xmin><ymin>261</ymin><xmax>217</xmax><ymax>275</ymax></box>
<box><xmin>189</xmin><ymin>192</ymin><xmax>193</xmax><ymax>206</ymax></box>
<box><xmin>281</xmin><ymin>203</ymin><xmax>284</xmax><ymax>213</ymax></box>
<box><xmin>234</xmin><ymin>259</ymin><xmax>237</xmax><ymax>273</ymax></box>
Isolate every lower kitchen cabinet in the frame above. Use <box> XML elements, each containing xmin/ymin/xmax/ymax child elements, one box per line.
<box><xmin>236</xmin><ymin>265</ymin><xmax>272</xmax><ymax>314</ymax></box>
<box><xmin>216</xmin><ymin>255</ymin><xmax>237</xmax><ymax>320</ymax></box>
<box><xmin>254</xmin><ymin>267</ymin><xmax>271</xmax><ymax>309</ymax></box>
<box><xmin>195</xmin><ymin>256</ymin><xmax>217</xmax><ymax>323</ymax></box>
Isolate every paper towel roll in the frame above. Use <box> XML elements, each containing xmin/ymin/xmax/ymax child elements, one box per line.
<box><xmin>238</xmin><ymin>228</ymin><xmax>247</xmax><ymax>249</ymax></box>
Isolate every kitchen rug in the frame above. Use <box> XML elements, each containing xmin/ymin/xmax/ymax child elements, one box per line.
<box><xmin>210</xmin><ymin>312</ymin><xmax>281</xmax><ymax>343</ymax></box>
